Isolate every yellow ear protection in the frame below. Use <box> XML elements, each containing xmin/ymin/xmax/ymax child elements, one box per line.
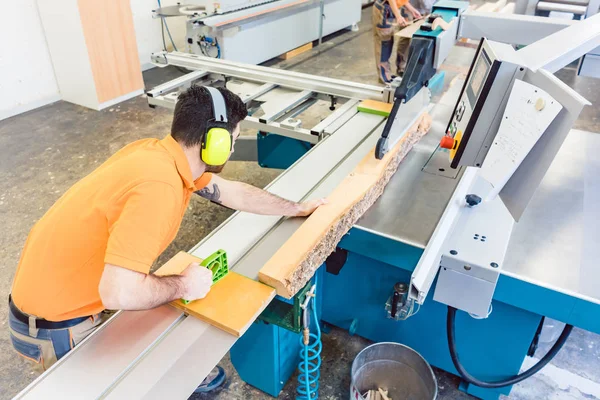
<box><xmin>201</xmin><ymin>87</ymin><xmax>232</xmax><ymax>166</ymax></box>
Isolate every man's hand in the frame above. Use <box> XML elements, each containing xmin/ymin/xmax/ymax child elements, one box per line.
<box><xmin>295</xmin><ymin>198</ymin><xmax>328</xmax><ymax>217</ymax></box>
<box><xmin>396</xmin><ymin>14</ymin><xmax>407</xmax><ymax>25</ymax></box>
<box><xmin>404</xmin><ymin>3</ymin><xmax>422</xmax><ymax>20</ymax></box>
<box><xmin>181</xmin><ymin>263</ymin><xmax>213</xmax><ymax>302</ymax></box>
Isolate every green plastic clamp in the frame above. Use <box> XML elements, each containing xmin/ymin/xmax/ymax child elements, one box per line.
<box><xmin>181</xmin><ymin>249</ymin><xmax>228</xmax><ymax>304</ymax></box>
<box><xmin>202</xmin><ymin>249</ymin><xmax>229</xmax><ymax>284</ymax></box>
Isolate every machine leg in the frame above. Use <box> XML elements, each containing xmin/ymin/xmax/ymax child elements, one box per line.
<box><xmin>230</xmin><ymin>321</ymin><xmax>302</xmax><ymax>397</ymax></box>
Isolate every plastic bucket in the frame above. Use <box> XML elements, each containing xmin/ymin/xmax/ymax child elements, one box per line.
<box><xmin>350</xmin><ymin>342</ymin><xmax>437</xmax><ymax>400</ymax></box>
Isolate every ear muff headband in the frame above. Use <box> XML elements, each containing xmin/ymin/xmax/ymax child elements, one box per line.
<box><xmin>205</xmin><ymin>86</ymin><xmax>228</xmax><ymax>124</ymax></box>
<box><xmin>201</xmin><ymin>87</ymin><xmax>232</xmax><ymax>166</ymax></box>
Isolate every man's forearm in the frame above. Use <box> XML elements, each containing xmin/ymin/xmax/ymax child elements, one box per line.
<box><xmin>99</xmin><ymin>264</ymin><xmax>186</xmax><ymax>311</ymax></box>
<box><xmin>130</xmin><ymin>274</ymin><xmax>186</xmax><ymax>310</ymax></box>
<box><xmin>197</xmin><ymin>177</ymin><xmax>300</xmax><ymax>216</ymax></box>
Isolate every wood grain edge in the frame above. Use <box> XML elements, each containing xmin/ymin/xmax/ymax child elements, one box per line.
<box><xmin>259</xmin><ymin>112</ymin><xmax>432</xmax><ymax>298</ymax></box>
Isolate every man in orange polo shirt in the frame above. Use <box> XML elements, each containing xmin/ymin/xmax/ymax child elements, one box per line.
<box><xmin>8</xmin><ymin>85</ymin><xmax>325</xmax><ymax>392</ymax></box>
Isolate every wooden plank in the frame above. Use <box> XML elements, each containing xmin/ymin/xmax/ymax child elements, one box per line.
<box><xmin>279</xmin><ymin>42</ymin><xmax>313</xmax><ymax>60</ymax></box>
<box><xmin>155</xmin><ymin>251</ymin><xmax>276</xmax><ymax>337</ymax></box>
<box><xmin>259</xmin><ymin>112</ymin><xmax>432</xmax><ymax>298</ymax></box>
<box><xmin>357</xmin><ymin>100</ymin><xmax>393</xmax><ymax>117</ymax></box>
<box><xmin>395</xmin><ymin>18</ymin><xmax>427</xmax><ymax>39</ymax></box>
<box><xmin>78</xmin><ymin>0</ymin><xmax>144</xmax><ymax>104</ymax></box>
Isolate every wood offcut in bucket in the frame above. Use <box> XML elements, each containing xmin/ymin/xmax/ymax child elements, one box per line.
<box><xmin>350</xmin><ymin>342</ymin><xmax>437</xmax><ymax>400</ymax></box>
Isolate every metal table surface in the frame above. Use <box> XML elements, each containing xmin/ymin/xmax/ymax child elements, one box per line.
<box><xmin>353</xmin><ymin>78</ymin><xmax>600</xmax><ymax>306</ymax></box>
<box><xmin>355</xmin><ymin>81</ymin><xmax>464</xmax><ymax>249</ymax></box>
<box><xmin>502</xmin><ymin>128</ymin><xmax>600</xmax><ymax>304</ymax></box>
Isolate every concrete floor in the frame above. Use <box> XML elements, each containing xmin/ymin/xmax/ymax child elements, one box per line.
<box><xmin>1</xmin><ymin>5</ymin><xmax>600</xmax><ymax>400</ymax></box>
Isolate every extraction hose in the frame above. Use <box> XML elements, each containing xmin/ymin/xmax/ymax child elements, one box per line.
<box><xmin>447</xmin><ymin>306</ymin><xmax>573</xmax><ymax>389</ymax></box>
<box><xmin>297</xmin><ymin>277</ymin><xmax>322</xmax><ymax>399</ymax></box>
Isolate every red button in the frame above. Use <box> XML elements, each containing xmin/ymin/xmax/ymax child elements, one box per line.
<box><xmin>440</xmin><ymin>136</ymin><xmax>455</xmax><ymax>149</ymax></box>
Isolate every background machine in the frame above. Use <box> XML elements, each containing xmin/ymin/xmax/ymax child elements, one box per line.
<box><xmin>15</xmin><ymin>3</ymin><xmax>600</xmax><ymax>400</ymax></box>
<box><xmin>153</xmin><ymin>0</ymin><xmax>362</xmax><ymax>65</ymax></box>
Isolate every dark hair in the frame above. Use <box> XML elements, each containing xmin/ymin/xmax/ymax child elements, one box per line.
<box><xmin>171</xmin><ymin>85</ymin><xmax>248</xmax><ymax>147</ymax></box>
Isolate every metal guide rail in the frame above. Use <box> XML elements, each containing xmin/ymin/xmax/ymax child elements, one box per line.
<box><xmin>147</xmin><ymin>52</ymin><xmax>388</xmax><ymax>145</ymax></box>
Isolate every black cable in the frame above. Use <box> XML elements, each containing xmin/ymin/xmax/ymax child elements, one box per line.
<box><xmin>446</xmin><ymin>306</ymin><xmax>573</xmax><ymax>389</ymax></box>
<box><xmin>157</xmin><ymin>2</ymin><xmax>190</xmax><ymax>74</ymax></box>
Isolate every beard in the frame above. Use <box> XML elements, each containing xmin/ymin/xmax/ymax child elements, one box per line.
<box><xmin>205</xmin><ymin>163</ymin><xmax>226</xmax><ymax>173</ymax></box>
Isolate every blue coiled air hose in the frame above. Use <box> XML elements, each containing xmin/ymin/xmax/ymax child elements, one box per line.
<box><xmin>296</xmin><ymin>277</ymin><xmax>322</xmax><ymax>399</ymax></box>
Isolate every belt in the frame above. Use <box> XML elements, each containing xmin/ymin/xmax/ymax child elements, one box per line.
<box><xmin>8</xmin><ymin>295</ymin><xmax>90</xmax><ymax>330</ymax></box>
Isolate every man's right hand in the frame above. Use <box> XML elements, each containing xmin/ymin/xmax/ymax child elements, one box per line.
<box><xmin>181</xmin><ymin>263</ymin><xmax>213</xmax><ymax>302</ymax></box>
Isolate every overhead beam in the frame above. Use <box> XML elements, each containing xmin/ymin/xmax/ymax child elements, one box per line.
<box><xmin>152</xmin><ymin>52</ymin><xmax>385</xmax><ymax>101</ymax></box>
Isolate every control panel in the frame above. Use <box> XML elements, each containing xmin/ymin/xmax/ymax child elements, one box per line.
<box><xmin>439</xmin><ymin>39</ymin><xmax>524</xmax><ymax>169</ymax></box>
<box><xmin>440</xmin><ymin>39</ymin><xmax>499</xmax><ymax>166</ymax></box>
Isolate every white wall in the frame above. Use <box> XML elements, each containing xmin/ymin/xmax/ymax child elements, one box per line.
<box><xmin>0</xmin><ymin>1</ymin><xmax>60</xmax><ymax>121</ymax></box>
<box><xmin>131</xmin><ymin>0</ymin><xmax>187</xmax><ymax>70</ymax></box>
<box><xmin>1</xmin><ymin>0</ymin><xmax>187</xmax><ymax>120</ymax></box>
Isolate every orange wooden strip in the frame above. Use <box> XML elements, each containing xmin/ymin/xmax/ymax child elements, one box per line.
<box><xmin>155</xmin><ymin>251</ymin><xmax>275</xmax><ymax>337</ymax></box>
<box><xmin>358</xmin><ymin>100</ymin><xmax>394</xmax><ymax>116</ymax></box>
<box><xmin>78</xmin><ymin>0</ymin><xmax>143</xmax><ymax>104</ymax></box>
<box><xmin>171</xmin><ymin>272</ymin><xmax>275</xmax><ymax>337</ymax></box>
<box><xmin>280</xmin><ymin>42</ymin><xmax>313</xmax><ymax>60</ymax></box>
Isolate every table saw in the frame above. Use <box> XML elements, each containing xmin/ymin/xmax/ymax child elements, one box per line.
<box><xmin>14</xmin><ymin>3</ymin><xmax>600</xmax><ymax>399</ymax></box>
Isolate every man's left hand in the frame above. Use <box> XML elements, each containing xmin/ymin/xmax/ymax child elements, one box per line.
<box><xmin>412</xmin><ymin>9</ymin><xmax>423</xmax><ymax>19</ymax></box>
<box><xmin>295</xmin><ymin>198</ymin><xmax>328</xmax><ymax>217</ymax></box>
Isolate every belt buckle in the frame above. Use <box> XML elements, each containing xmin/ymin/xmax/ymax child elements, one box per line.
<box><xmin>28</xmin><ymin>315</ymin><xmax>39</xmax><ymax>337</ymax></box>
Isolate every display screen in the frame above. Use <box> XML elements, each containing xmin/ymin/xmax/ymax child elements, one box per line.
<box><xmin>467</xmin><ymin>51</ymin><xmax>491</xmax><ymax>105</ymax></box>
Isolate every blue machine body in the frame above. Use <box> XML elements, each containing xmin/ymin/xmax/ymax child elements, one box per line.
<box><xmin>231</xmin><ymin>223</ymin><xmax>600</xmax><ymax>399</ymax></box>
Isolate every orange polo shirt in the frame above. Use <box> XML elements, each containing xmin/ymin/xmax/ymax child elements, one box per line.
<box><xmin>379</xmin><ymin>0</ymin><xmax>409</xmax><ymax>8</ymax></box>
<box><xmin>11</xmin><ymin>135</ymin><xmax>211</xmax><ymax>321</ymax></box>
